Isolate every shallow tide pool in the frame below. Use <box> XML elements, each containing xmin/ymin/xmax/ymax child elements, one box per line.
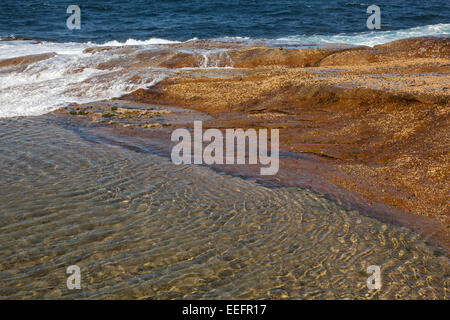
<box><xmin>0</xmin><ymin>117</ymin><xmax>448</xmax><ymax>299</ymax></box>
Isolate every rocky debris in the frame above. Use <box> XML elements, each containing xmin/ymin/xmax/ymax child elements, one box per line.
<box><xmin>55</xmin><ymin>101</ymin><xmax>175</xmax><ymax>130</ymax></box>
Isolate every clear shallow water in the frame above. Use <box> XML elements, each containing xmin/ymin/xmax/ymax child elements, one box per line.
<box><xmin>0</xmin><ymin>117</ymin><xmax>448</xmax><ymax>299</ymax></box>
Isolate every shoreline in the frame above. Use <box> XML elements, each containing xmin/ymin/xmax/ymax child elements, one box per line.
<box><xmin>51</xmin><ymin>35</ymin><xmax>449</xmax><ymax>255</ymax></box>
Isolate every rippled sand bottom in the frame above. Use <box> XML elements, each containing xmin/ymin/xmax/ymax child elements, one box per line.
<box><xmin>0</xmin><ymin>117</ymin><xmax>448</xmax><ymax>299</ymax></box>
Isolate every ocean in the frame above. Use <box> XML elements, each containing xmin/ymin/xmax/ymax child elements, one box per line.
<box><xmin>1</xmin><ymin>0</ymin><xmax>449</xmax><ymax>43</ymax></box>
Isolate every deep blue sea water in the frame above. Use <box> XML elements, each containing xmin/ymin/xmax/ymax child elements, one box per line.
<box><xmin>0</xmin><ymin>0</ymin><xmax>449</xmax><ymax>43</ymax></box>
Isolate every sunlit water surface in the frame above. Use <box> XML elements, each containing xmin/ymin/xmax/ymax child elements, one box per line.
<box><xmin>0</xmin><ymin>117</ymin><xmax>448</xmax><ymax>299</ymax></box>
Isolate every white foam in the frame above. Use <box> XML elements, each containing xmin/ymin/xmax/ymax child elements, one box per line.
<box><xmin>0</xmin><ymin>40</ymin><xmax>170</xmax><ymax>118</ymax></box>
<box><xmin>97</xmin><ymin>38</ymin><xmax>181</xmax><ymax>47</ymax></box>
<box><xmin>278</xmin><ymin>23</ymin><xmax>450</xmax><ymax>47</ymax></box>
<box><xmin>0</xmin><ymin>40</ymin><xmax>89</xmax><ymax>60</ymax></box>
